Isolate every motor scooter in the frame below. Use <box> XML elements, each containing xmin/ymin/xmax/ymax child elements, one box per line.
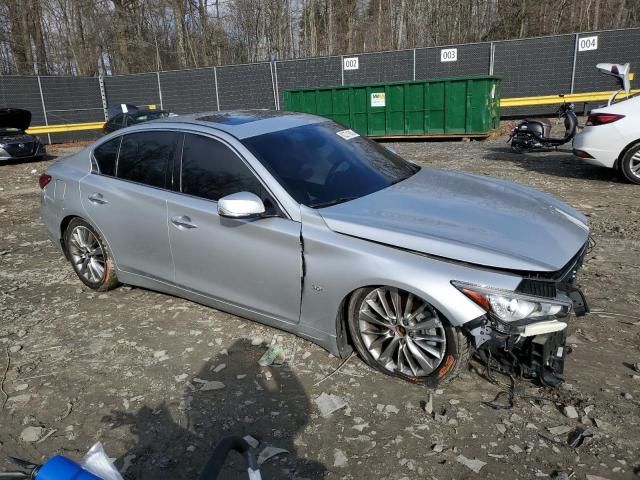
<box><xmin>508</xmin><ymin>99</ymin><xmax>578</xmax><ymax>153</ymax></box>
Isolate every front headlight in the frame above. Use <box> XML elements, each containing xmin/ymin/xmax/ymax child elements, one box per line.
<box><xmin>452</xmin><ymin>281</ymin><xmax>571</xmax><ymax>323</ymax></box>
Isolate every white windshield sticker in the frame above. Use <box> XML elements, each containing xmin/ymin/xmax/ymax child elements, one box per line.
<box><xmin>336</xmin><ymin>129</ymin><xmax>359</xmax><ymax>140</ymax></box>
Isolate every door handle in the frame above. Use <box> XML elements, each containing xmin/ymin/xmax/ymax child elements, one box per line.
<box><xmin>171</xmin><ymin>215</ymin><xmax>198</xmax><ymax>229</ymax></box>
<box><xmin>88</xmin><ymin>193</ymin><xmax>108</xmax><ymax>205</ymax></box>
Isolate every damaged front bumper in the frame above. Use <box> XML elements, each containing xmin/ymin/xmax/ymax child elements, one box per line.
<box><xmin>463</xmin><ymin>313</ymin><xmax>575</xmax><ymax>386</ymax></box>
<box><xmin>460</xmin><ymin>253</ymin><xmax>589</xmax><ymax>386</ymax></box>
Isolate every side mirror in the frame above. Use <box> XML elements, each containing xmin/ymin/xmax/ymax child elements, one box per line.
<box><xmin>218</xmin><ymin>192</ymin><xmax>265</xmax><ymax>218</ymax></box>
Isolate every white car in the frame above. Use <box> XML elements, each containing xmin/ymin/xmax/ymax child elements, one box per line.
<box><xmin>573</xmin><ymin>94</ymin><xmax>640</xmax><ymax>184</ymax></box>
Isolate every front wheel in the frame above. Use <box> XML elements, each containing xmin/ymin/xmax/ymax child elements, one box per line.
<box><xmin>64</xmin><ymin>218</ymin><xmax>119</xmax><ymax>291</ymax></box>
<box><xmin>619</xmin><ymin>144</ymin><xmax>640</xmax><ymax>185</ymax></box>
<box><xmin>347</xmin><ymin>287</ymin><xmax>470</xmax><ymax>385</ymax></box>
<box><xmin>510</xmin><ymin>140</ymin><xmax>525</xmax><ymax>154</ymax></box>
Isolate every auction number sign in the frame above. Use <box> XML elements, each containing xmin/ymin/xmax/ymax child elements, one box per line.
<box><xmin>440</xmin><ymin>48</ymin><xmax>458</xmax><ymax>62</ymax></box>
<box><xmin>578</xmin><ymin>36</ymin><xmax>598</xmax><ymax>52</ymax></box>
<box><xmin>343</xmin><ymin>57</ymin><xmax>359</xmax><ymax>70</ymax></box>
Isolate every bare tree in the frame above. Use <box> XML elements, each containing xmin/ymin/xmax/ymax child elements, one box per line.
<box><xmin>0</xmin><ymin>0</ymin><xmax>638</xmax><ymax>75</ymax></box>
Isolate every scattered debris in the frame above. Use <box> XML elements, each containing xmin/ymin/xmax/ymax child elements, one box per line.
<box><xmin>548</xmin><ymin>425</ymin><xmax>572</xmax><ymax>436</ymax></box>
<box><xmin>257</xmin><ymin>446</ymin><xmax>288</xmax><ymax>466</ymax></box>
<box><xmin>568</xmin><ymin>426</ymin><xmax>593</xmax><ymax>448</ymax></box>
<box><xmin>20</xmin><ymin>426</ymin><xmax>44</xmax><ymax>443</ymax></box>
<box><xmin>243</xmin><ymin>435</ymin><xmax>260</xmax><ymax>449</ymax></box>
<box><xmin>212</xmin><ymin>363</ymin><xmax>226</xmax><ymax>373</ymax></box>
<box><xmin>385</xmin><ymin>404</ymin><xmax>399</xmax><ymax>414</ymax></box>
<box><xmin>257</xmin><ymin>344</ymin><xmax>284</xmax><ymax>367</ymax></box>
<box><xmin>8</xmin><ymin>345</ymin><xmax>22</xmax><ymax>353</ymax></box>
<box><xmin>153</xmin><ymin>350</ymin><xmax>169</xmax><ymax>361</ymax></box>
<box><xmin>563</xmin><ymin>405</ymin><xmax>579</xmax><ymax>419</ymax></box>
<box><xmin>37</xmin><ymin>428</ymin><xmax>57</xmax><ymax>444</ymax></box>
<box><xmin>423</xmin><ymin>393</ymin><xmax>434</xmax><ymax>415</ymax></box>
<box><xmin>1</xmin><ymin>346</ymin><xmax>10</xmax><ymax>409</ymax></box>
<box><xmin>333</xmin><ymin>448</ymin><xmax>348</xmax><ymax>468</ymax></box>
<box><xmin>312</xmin><ymin>352</ymin><xmax>354</xmax><ymax>386</ymax></box>
<box><xmin>314</xmin><ymin>392</ymin><xmax>347</xmax><ymax>417</ymax></box>
<box><xmin>509</xmin><ymin>445</ymin><xmax>523</xmax><ymax>454</ymax></box>
<box><xmin>192</xmin><ymin>378</ymin><xmax>225</xmax><ymax>391</ymax></box>
<box><xmin>496</xmin><ymin>423</ymin><xmax>507</xmax><ymax>434</ymax></box>
<box><xmin>456</xmin><ymin>454</ymin><xmax>486</xmax><ymax>474</ymax></box>
<box><xmin>56</xmin><ymin>401</ymin><xmax>74</xmax><ymax>421</ymax></box>
<box><xmin>432</xmin><ymin>443</ymin><xmax>446</xmax><ymax>453</ymax></box>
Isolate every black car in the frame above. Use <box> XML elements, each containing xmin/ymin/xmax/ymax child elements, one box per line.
<box><xmin>102</xmin><ymin>109</ymin><xmax>172</xmax><ymax>134</ymax></box>
<box><xmin>0</xmin><ymin>108</ymin><xmax>46</xmax><ymax>161</ymax></box>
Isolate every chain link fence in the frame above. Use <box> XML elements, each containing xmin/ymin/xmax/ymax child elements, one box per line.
<box><xmin>1</xmin><ymin>27</ymin><xmax>638</xmax><ymax>143</ymax></box>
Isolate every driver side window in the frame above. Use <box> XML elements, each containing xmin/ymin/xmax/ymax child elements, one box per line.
<box><xmin>180</xmin><ymin>134</ymin><xmax>263</xmax><ymax>202</ymax></box>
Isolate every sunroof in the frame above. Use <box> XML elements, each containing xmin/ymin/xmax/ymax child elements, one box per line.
<box><xmin>197</xmin><ymin>110</ymin><xmax>291</xmax><ymax>125</ymax></box>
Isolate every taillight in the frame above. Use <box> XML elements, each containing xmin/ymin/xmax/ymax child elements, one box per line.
<box><xmin>586</xmin><ymin>113</ymin><xmax>625</xmax><ymax>126</ymax></box>
<box><xmin>573</xmin><ymin>150</ymin><xmax>594</xmax><ymax>159</ymax></box>
<box><xmin>39</xmin><ymin>173</ymin><xmax>52</xmax><ymax>190</ymax></box>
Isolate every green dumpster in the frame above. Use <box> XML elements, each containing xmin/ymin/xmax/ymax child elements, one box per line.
<box><xmin>283</xmin><ymin>76</ymin><xmax>501</xmax><ymax>138</ymax></box>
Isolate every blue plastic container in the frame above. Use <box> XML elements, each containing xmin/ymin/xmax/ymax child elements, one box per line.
<box><xmin>36</xmin><ymin>456</ymin><xmax>102</xmax><ymax>480</ymax></box>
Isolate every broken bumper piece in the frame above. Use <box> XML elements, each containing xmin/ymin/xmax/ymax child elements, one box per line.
<box><xmin>464</xmin><ymin>314</ymin><xmax>573</xmax><ymax>387</ymax></box>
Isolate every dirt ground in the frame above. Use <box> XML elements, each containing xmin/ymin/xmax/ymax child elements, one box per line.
<box><xmin>0</xmin><ymin>137</ymin><xmax>639</xmax><ymax>480</ymax></box>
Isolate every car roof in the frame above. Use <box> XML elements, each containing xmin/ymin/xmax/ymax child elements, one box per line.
<box><xmin>150</xmin><ymin>109</ymin><xmax>325</xmax><ymax>139</ymax></box>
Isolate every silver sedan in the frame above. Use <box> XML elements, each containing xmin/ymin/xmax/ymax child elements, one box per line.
<box><xmin>40</xmin><ymin>111</ymin><xmax>590</xmax><ymax>385</ymax></box>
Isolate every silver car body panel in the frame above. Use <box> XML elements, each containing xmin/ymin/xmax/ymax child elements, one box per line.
<box><xmin>40</xmin><ymin>113</ymin><xmax>589</xmax><ymax>357</ymax></box>
<box><xmin>318</xmin><ymin>167</ymin><xmax>589</xmax><ymax>272</ymax></box>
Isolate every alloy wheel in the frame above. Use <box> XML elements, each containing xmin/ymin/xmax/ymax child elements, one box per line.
<box><xmin>629</xmin><ymin>149</ymin><xmax>640</xmax><ymax>179</ymax></box>
<box><xmin>357</xmin><ymin>287</ymin><xmax>447</xmax><ymax>377</ymax></box>
<box><xmin>68</xmin><ymin>226</ymin><xmax>106</xmax><ymax>284</ymax></box>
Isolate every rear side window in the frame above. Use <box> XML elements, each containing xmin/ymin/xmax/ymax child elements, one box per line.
<box><xmin>93</xmin><ymin>137</ymin><xmax>120</xmax><ymax>176</ymax></box>
<box><xmin>117</xmin><ymin>131</ymin><xmax>178</xmax><ymax>188</ymax></box>
<box><xmin>181</xmin><ymin>134</ymin><xmax>261</xmax><ymax>201</ymax></box>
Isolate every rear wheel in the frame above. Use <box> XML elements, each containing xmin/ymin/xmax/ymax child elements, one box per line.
<box><xmin>64</xmin><ymin>218</ymin><xmax>119</xmax><ymax>291</ymax></box>
<box><xmin>347</xmin><ymin>287</ymin><xmax>470</xmax><ymax>385</ymax></box>
<box><xmin>620</xmin><ymin>144</ymin><xmax>640</xmax><ymax>185</ymax></box>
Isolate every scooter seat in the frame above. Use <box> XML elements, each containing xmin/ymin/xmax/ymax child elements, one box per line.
<box><xmin>529</xmin><ymin>119</ymin><xmax>552</xmax><ymax>138</ymax></box>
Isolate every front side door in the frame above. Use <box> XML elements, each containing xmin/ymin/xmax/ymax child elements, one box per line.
<box><xmin>81</xmin><ymin>130</ymin><xmax>179</xmax><ymax>282</ymax></box>
<box><xmin>166</xmin><ymin>132</ymin><xmax>302</xmax><ymax>324</ymax></box>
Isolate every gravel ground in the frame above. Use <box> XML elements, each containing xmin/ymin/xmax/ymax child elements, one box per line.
<box><xmin>0</xmin><ymin>137</ymin><xmax>639</xmax><ymax>480</ymax></box>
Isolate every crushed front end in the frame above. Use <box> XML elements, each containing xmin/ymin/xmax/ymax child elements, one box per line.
<box><xmin>456</xmin><ymin>244</ymin><xmax>589</xmax><ymax>386</ymax></box>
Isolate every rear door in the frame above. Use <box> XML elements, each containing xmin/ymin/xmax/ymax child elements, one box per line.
<box><xmin>81</xmin><ymin>130</ymin><xmax>179</xmax><ymax>281</ymax></box>
<box><xmin>165</xmin><ymin>132</ymin><xmax>302</xmax><ymax>324</ymax></box>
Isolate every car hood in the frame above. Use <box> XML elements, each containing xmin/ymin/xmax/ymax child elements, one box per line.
<box><xmin>318</xmin><ymin>167</ymin><xmax>589</xmax><ymax>272</ymax></box>
<box><xmin>0</xmin><ymin>108</ymin><xmax>31</xmax><ymax>131</ymax></box>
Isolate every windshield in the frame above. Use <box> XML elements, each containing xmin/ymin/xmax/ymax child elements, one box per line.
<box><xmin>133</xmin><ymin>111</ymin><xmax>169</xmax><ymax>123</ymax></box>
<box><xmin>242</xmin><ymin>122</ymin><xmax>419</xmax><ymax>208</ymax></box>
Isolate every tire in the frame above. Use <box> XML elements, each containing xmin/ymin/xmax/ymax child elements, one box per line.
<box><xmin>510</xmin><ymin>140</ymin><xmax>524</xmax><ymax>154</ymax></box>
<box><xmin>619</xmin><ymin>143</ymin><xmax>640</xmax><ymax>185</ymax></box>
<box><xmin>64</xmin><ymin>218</ymin><xmax>119</xmax><ymax>291</ymax></box>
<box><xmin>347</xmin><ymin>287</ymin><xmax>470</xmax><ymax>386</ymax></box>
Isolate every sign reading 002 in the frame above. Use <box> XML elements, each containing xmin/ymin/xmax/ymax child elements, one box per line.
<box><xmin>343</xmin><ymin>57</ymin><xmax>359</xmax><ymax>70</ymax></box>
<box><xmin>440</xmin><ymin>48</ymin><xmax>458</xmax><ymax>62</ymax></box>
